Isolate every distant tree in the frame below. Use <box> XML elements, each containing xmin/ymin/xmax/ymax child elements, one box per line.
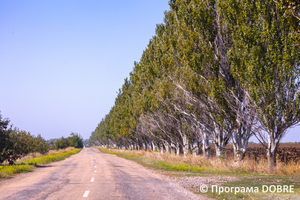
<box><xmin>68</xmin><ymin>133</ymin><xmax>83</xmax><ymax>148</ymax></box>
<box><xmin>54</xmin><ymin>137</ymin><xmax>69</xmax><ymax>150</ymax></box>
<box><xmin>0</xmin><ymin>114</ymin><xmax>12</xmax><ymax>164</ymax></box>
<box><xmin>32</xmin><ymin>134</ymin><xmax>49</xmax><ymax>154</ymax></box>
<box><xmin>0</xmin><ymin>113</ymin><xmax>49</xmax><ymax>164</ymax></box>
<box><xmin>8</xmin><ymin>129</ymin><xmax>34</xmax><ymax>163</ymax></box>
<box><xmin>82</xmin><ymin>139</ymin><xmax>89</xmax><ymax>147</ymax></box>
<box><xmin>47</xmin><ymin>139</ymin><xmax>55</xmax><ymax>150</ymax></box>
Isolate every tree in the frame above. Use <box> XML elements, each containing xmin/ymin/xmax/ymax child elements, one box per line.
<box><xmin>0</xmin><ymin>113</ymin><xmax>50</xmax><ymax>164</ymax></box>
<box><xmin>33</xmin><ymin>134</ymin><xmax>49</xmax><ymax>154</ymax></box>
<box><xmin>54</xmin><ymin>137</ymin><xmax>69</xmax><ymax>150</ymax></box>
<box><xmin>0</xmin><ymin>113</ymin><xmax>12</xmax><ymax>164</ymax></box>
<box><xmin>68</xmin><ymin>133</ymin><xmax>83</xmax><ymax>148</ymax></box>
<box><xmin>220</xmin><ymin>0</ymin><xmax>300</xmax><ymax>173</ymax></box>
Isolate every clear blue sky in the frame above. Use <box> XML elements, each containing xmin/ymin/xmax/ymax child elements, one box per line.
<box><xmin>0</xmin><ymin>0</ymin><xmax>299</xmax><ymax>142</ymax></box>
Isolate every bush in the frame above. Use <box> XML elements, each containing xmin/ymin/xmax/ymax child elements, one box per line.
<box><xmin>68</xmin><ymin>133</ymin><xmax>83</xmax><ymax>148</ymax></box>
<box><xmin>0</xmin><ymin>113</ymin><xmax>50</xmax><ymax>164</ymax></box>
<box><xmin>54</xmin><ymin>137</ymin><xmax>69</xmax><ymax>150</ymax></box>
<box><xmin>54</xmin><ymin>133</ymin><xmax>83</xmax><ymax>150</ymax></box>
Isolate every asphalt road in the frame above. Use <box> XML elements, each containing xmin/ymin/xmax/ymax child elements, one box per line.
<box><xmin>0</xmin><ymin>148</ymin><xmax>206</xmax><ymax>200</ymax></box>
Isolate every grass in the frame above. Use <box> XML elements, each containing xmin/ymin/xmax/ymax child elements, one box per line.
<box><xmin>203</xmin><ymin>175</ymin><xmax>300</xmax><ymax>200</ymax></box>
<box><xmin>98</xmin><ymin>147</ymin><xmax>204</xmax><ymax>172</ymax></box>
<box><xmin>0</xmin><ymin>148</ymin><xmax>81</xmax><ymax>178</ymax></box>
<box><xmin>0</xmin><ymin>164</ymin><xmax>34</xmax><ymax>176</ymax></box>
<box><xmin>23</xmin><ymin>148</ymin><xmax>81</xmax><ymax>165</ymax></box>
<box><xmin>99</xmin><ymin>147</ymin><xmax>300</xmax><ymax>176</ymax></box>
<box><xmin>98</xmin><ymin>147</ymin><xmax>300</xmax><ymax>200</ymax></box>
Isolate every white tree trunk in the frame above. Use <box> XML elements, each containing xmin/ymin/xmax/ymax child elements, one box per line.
<box><xmin>214</xmin><ymin>125</ymin><xmax>226</xmax><ymax>159</ymax></box>
<box><xmin>142</xmin><ymin>143</ymin><xmax>146</xmax><ymax>150</ymax></box>
<box><xmin>176</xmin><ymin>142</ymin><xmax>180</xmax><ymax>156</ymax></box>
<box><xmin>152</xmin><ymin>141</ymin><xmax>157</xmax><ymax>152</ymax></box>
<box><xmin>267</xmin><ymin>133</ymin><xmax>277</xmax><ymax>174</ymax></box>
<box><xmin>192</xmin><ymin>139</ymin><xmax>199</xmax><ymax>156</ymax></box>
<box><xmin>182</xmin><ymin>135</ymin><xmax>189</xmax><ymax>157</ymax></box>
<box><xmin>202</xmin><ymin>131</ymin><xmax>210</xmax><ymax>158</ymax></box>
<box><xmin>215</xmin><ymin>145</ymin><xmax>223</xmax><ymax>158</ymax></box>
<box><xmin>164</xmin><ymin>141</ymin><xmax>170</xmax><ymax>154</ymax></box>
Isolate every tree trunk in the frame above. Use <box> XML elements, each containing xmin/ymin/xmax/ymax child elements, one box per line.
<box><xmin>233</xmin><ymin>144</ymin><xmax>240</xmax><ymax>162</ymax></box>
<box><xmin>170</xmin><ymin>142</ymin><xmax>176</xmax><ymax>154</ymax></box>
<box><xmin>215</xmin><ymin>144</ymin><xmax>223</xmax><ymax>158</ymax></box>
<box><xmin>142</xmin><ymin>143</ymin><xmax>146</xmax><ymax>150</ymax></box>
<box><xmin>214</xmin><ymin>126</ymin><xmax>226</xmax><ymax>159</ymax></box>
<box><xmin>192</xmin><ymin>139</ymin><xmax>199</xmax><ymax>156</ymax></box>
<box><xmin>267</xmin><ymin>135</ymin><xmax>277</xmax><ymax>174</ymax></box>
<box><xmin>176</xmin><ymin>142</ymin><xmax>180</xmax><ymax>156</ymax></box>
<box><xmin>164</xmin><ymin>141</ymin><xmax>170</xmax><ymax>154</ymax></box>
<box><xmin>152</xmin><ymin>141</ymin><xmax>157</xmax><ymax>152</ymax></box>
<box><xmin>160</xmin><ymin>143</ymin><xmax>164</xmax><ymax>154</ymax></box>
<box><xmin>182</xmin><ymin>135</ymin><xmax>189</xmax><ymax>157</ymax></box>
<box><xmin>202</xmin><ymin>131</ymin><xmax>210</xmax><ymax>158</ymax></box>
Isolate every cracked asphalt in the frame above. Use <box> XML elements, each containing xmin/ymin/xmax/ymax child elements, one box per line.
<box><xmin>0</xmin><ymin>148</ymin><xmax>208</xmax><ymax>200</ymax></box>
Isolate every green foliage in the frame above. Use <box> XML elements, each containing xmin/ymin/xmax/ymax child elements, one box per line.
<box><xmin>68</xmin><ymin>133</ymin><xmax>83</xmax><ymax>148</ymax></box>
<box><xmin>90</xmin><ymin>0</ymin><xmax>300</xmax><ymax>175</ymax></box>
<box><xmin>24</xmin><ymin>149</ymin><xmax>81</xmax><ymax>165</ymax></box>
<box><xmin>0</xmin><ymin>149</ymin><xmax>81</xmax><ymax>177</ymax></box>
<box><xmin>0</xmin><ymin>114</ymin><xmax>11</xmax><ymax>164</ymax></box>
<box><xmin>0</xmin><ymin>113</ymin><xmax>49</xmax><ymax>164</ymax></box>
<box><xmin>32</xmin><ymin>134</ymin><xmax>49</xmax><ymax>154</ymax></box>
<box><xmin>54</xmin><ymin>133</ymin><xmax>83</xmax><ymax>150</ymax></box>
<box><xmin>0</xmin><ymin>165</ymin><xmax>33</xmax><ymax>175</ymax></box>
<box><xmin>54</xmin><ymin>137</ymin><xmax>69</xmax><ymax>150</ymax></box>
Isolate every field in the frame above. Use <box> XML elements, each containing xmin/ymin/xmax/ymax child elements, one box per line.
<box><xmin>204</xmin><ymin>143</ymin><xmax>300</xmax><ymax>164</ymax></box>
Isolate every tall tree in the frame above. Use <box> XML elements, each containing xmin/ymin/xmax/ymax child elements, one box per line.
<box><xmin>220</xmin><ymin>0</ymin><xmax>300</xmax><ymax>173</ymax></box>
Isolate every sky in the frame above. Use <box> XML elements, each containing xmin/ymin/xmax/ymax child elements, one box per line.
<box><xmin>0</xmin><ymin>0</ymin><xmax>299</xmax><ymax>142</ymax></box>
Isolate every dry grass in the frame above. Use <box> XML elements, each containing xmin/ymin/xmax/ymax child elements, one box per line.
<box><xmin>0</xmin><ymin>148</ymin><xmax>80</xmax><ymax>178</ymax></box>
<box><xmin>104</xmin><ymin>148</ymin><xmax>300</xmax><ymax>176</ymax></box>
<box><xmin>18</xmin><ymin>147</ymin><xmax>75</xmax><ymax>162</ymax></box>
<box><xmin>47</xmin><ymin>147</ymin><xmax>75</xmax><ymax>155</ymax></box>
<box><xmin>23</xmin><ymin>148</ymin><xmax>81</xmax><ymax>165</ymax></box>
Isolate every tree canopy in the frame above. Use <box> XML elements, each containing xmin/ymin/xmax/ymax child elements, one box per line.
<box><xmin>89</xmin><ymin>0</ymin><xmax>300</xmax><ymax>174</ymax></box>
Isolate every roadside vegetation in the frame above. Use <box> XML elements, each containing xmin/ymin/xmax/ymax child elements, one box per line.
<box><xmin>0</xmin><ymin>147</ymin><xmax>81</xmax><ymax>179</ymax></box>
<box><xmin>0</xmin><ymin>112</ymin><xmax>84</xmax><ymax>165</ymax></box>
<box><xmin>23</xmin><ymin>148</ymin><xmax>81</xmax><ymax>165</ymax></box>
<box><xmin>0</xmin><ymin>112</ymin><xmax>83</xmax><ymax>180</ymax></box>
<box><xmin>99</xmin><ymin>147</ymin><xmax>204</xmax><ymax>172</ymax></box>
<box><xmin>90</xmin><ymin>0</ymin><xmax>299</xmax><ymax>198</ymax></box>
<box><xmin>99</xmin><ymin>147</ymin><xmax>300</xmax><ymax>176</ymax></box>
<box><xmin>52</xmin><ymin>133</ymin><xmax>84</xmax><ymax>150</ymax></box>
<box><xmin>89</xmin><ymin>0</ymin><xmax>300</xmax><ymax>176</ymax></box>
<box><xmin>99</xmin><ymin>147</ymin><xmax>300</xmax><ymax>199</ymax></box>
<box><xmin>0</xmin><ymin>113</ymin><xmax>49</xmax><ymax>165</ymax></box>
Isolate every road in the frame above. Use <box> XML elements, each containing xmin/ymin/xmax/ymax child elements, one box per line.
<box><xmin>0</xmin><ymin>148</ymin><xmax>207</xmax><ymax>200</ymax></box>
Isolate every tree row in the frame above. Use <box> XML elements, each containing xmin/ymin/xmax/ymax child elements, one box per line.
<box><xmin>89</xmin><ymin>0</ymin><xmax>300</xmax><ymax>174</ymax></box>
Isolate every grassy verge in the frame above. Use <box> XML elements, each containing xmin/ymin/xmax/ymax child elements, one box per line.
<box><xmin>202</xmin><ymin>175</ymin><xmax>300</xmax><ymax>200</ymax></box>
<box><xmin>0</xmin><ymin>148</ymin><xmax>81</xmax><ymax>178</ymax></box>
<box><xmin>0</xmin><ymin>164</ymin><xmax>34</xmax><ymax>176</ymax></box>
<box><xmin>23</xmin><ymin>148</ymin><xmax>81</xmax><ymax>165</ymax></box>
<box><xmin>99</xmin><ymin>147</ymin><xmax>300</xmax><ymax>200</ymax></box>
<box><xmin>98</xmin><ymin>147</ymin><xmax>204</xmax><ymax>172</ymax></box>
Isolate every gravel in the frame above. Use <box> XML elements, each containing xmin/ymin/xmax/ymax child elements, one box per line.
<box><xmin>159</xmin><ymin>171</ymin><xmax>239</xmax><ymax>193</ymax></box>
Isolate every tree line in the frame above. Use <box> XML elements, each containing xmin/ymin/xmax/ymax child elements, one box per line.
<box><xmin>0</xmin><ymin>113</ymin><xmax>83</xmax><ymax>164</ymax></box>
<box><xmin>52</xmin><ymin>133</ymin><xmax>84</xmax><ymax>150</ymax></box>
<box><xmin>89</xmin><ymin>0</ymin><xmax>300</xmax><ymax>174</ymax></box>
<box><xmin>0</xmin><ymin>113</ymin><xmax>49</xmax><ymax>164</ymax></box>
